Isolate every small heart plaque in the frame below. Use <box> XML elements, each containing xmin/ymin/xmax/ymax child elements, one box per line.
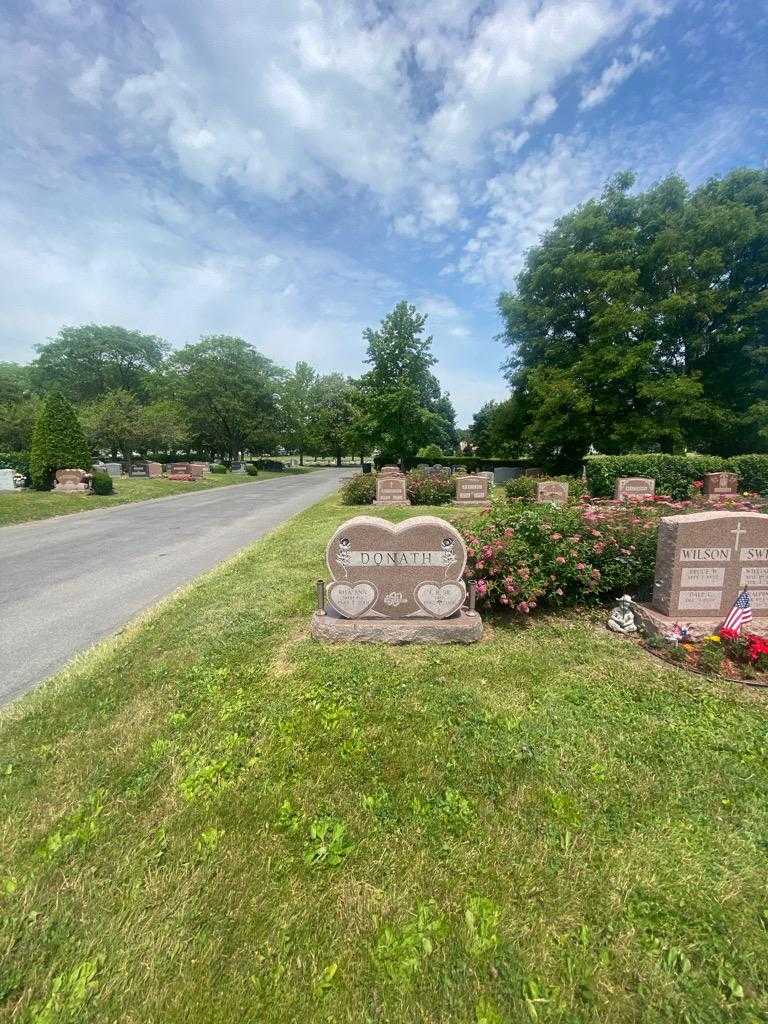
<box><xmin>414</xmin><ymin>581</ymin><xmax>465</xmax><ymax>619</ymax></box>
<box><xmin>327</xmin><ymin>581</ymin><xmax>377</xmax><ymax>618</ymax></box>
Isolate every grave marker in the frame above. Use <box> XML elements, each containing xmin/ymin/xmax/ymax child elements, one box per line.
<box><xmin>536</xmin><ymin>480</ymin><xmax>569</xmax><ymax>504</ymax></box>
<box><xmin>104</xmin><ymin>462</ymin><xmax>122</xmax><ymax>478</ymax></box>
<box><xmin>703</xmin><ymin>471</ymin><xmax>738</xmax><ymax>498</ymax></box>
<box><xmin>128</xmin><ymin>460</ymin><xmax>149</xmax><ymax>478</ymax></box>
<box><xmin>373</xmin><ymin>474</ymin><xmax>410</xmax><ymax>506</ymax></box>
<box><xmin>615</xmin><ymin>477</ymin><xmax>655</xmax><ymax>500</ymax></box>
<box><xmin>0</xmin><ymin>469</ymin><xmax>15</xmax><ymax>491</ymax></box>
<box><xmin>452</xmin><ymin>475</ymin><xmax>490</xmax><ymax>506</ymax></box>
<box><xmin>53</xmin><ymin>468</ymin><xmax>91</xmax><ymax>493</ymax></box>
<box><xmin>653</xmin><ymin>510</ymin><xmax>768</xmax><ymax>618</ymax></box>
<box><xmin>310</xmin><ymin>515</ymin><xmax>483</xmax><ymax>643</ymax></box>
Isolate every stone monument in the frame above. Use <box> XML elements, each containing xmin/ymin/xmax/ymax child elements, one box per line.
<box><xmin>104</xmin><ymin>462</ymin><xmax>122</xmax><ymax>478</ymax></box>
<box><xmin>373</xmin><ymin>473</ymin><xmax>410</xmax><ymax>507</ymax></box>
<box><xmin>703</xmin><ymin>471</ymin><xmax>738</xmax><ymax>498</ymax></box>
<box><xmin>631</xmin><ymin>510</ymin><xmax>768</xmax><ymax>639</ymax></box>
<box><xmin>493</xmin><ymin>466</ymin><xmax>519</xmax><ymax>485</ymax></box>
<box><xmin>0</xmin><ymin>468</ymin><xmax>15</xmax><ymax>491</ymax></box>
<box><xmin>147</xmin><ymin>461</ymin><xmax>163</xmax><ymax>478</ymax></box>
<box><xmin>53</xmin><ymin>468</ymin><xmax>91</xmax><ymax>493</ymax></box>
<box><xmin>128</xmin><ymin>460</ymin><xmax>149</xmax><ymax>478</ymax></box>
<box><xmin>452</xmin><ymin>475</ymin><xmax>490</xmax><ymax>507</ymax></box>
<box><xmin>615</xmin><ymin>477</ymin><xmax>655</xmax><ymax>500</ymax></box>
<box><xmin>536</xmin><ymin>480</ymin><xmax>568</xmax><ymax>504</ymax></box>
<box><xmin>310</xmin><ymin>514</ymin><xmax>482</xmax><ymax>644</ymax></box>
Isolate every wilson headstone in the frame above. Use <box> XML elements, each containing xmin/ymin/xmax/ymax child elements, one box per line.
<box><xmin>653</xmin><ymin>510</ymin><xmax>768</xmax><ymax>618</ymax></box>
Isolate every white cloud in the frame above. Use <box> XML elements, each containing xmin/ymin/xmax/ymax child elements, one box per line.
<box><xmin>579</xmin><ymin>44</ymin><xmax>656</xmax><ymax>109</ymax></box>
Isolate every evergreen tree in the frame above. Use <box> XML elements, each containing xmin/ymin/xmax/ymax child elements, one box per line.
<box><xmin>29</xmin><ymin>391</ymin><xmax>91</xmax><ymax>489</ymax></box>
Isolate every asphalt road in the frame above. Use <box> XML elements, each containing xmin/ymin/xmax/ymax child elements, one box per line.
<box><xmin>0</xmin><ymin>469</ymin><xmax>347</xmax><ymax>705</ymax></box>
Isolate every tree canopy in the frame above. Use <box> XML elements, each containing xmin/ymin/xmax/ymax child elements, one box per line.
<box><xmin>497</xmin><ymin>168</ymin><xmax>768</xmax><ymax>466</ymax></box>
<box><xmin>359</xmin><ymin>300</ymin><xmax>456</xmax><ymax>465</ymax></box>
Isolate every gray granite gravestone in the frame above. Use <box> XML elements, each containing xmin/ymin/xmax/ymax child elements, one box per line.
<box><xmin>0</xmin><ymin>468</ymin><xmax>15</xmax><ymax>491</ymax></box>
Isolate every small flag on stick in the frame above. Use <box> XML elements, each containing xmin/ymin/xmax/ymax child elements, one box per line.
<box><xmin>721</xmin><ymin>590</ymin><xmax>752</xmax><ymax>635</ymax></box>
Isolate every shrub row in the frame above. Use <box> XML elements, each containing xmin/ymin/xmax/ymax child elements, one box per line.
<box><xmin>584</xmin><ymin>454</ymin><xmax>768</xmax><ymax>499</ymax></box>
<box><xmin>505</xmin><ymin>475</ymin><xmax>588</xmax><ymax>502</ymax></box>
<box><xmin>464</xmin><ymin>501</ymin><xmax>659</xmax><ymax>613</ymax></box>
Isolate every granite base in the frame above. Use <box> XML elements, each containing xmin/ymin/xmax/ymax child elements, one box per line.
<box><xmin>630</xmin><ymin>600</ymin><xmax>768</xmax><ymax>640</ymax></box>
<box><xmin>310</xmin><ymin>608</ymin><xmax>483</xmax><ymax>644</ymax></box>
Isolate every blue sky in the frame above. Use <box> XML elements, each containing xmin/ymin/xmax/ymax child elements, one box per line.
<box><xmin>0</xmin><ymin>0</ymin><xmax>765</xmax><ymax>424</ymax></box>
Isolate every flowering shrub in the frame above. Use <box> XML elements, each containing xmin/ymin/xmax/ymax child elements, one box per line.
<box><xmin>340</xmin><ymin>473</ymin><xmax>377</xmax><ymax>505</ymax></box>
<box><xmin>406</xmin><ymin>470</ymin><xmax>454</xmax><ymax>505</ymax></box>
<box><xmin>463</xmin><ymin>501</ymin><xmax>658</xmax><ymax>613</ymax></box>
<box><xmin>719</xmin><ymin>629</ymin><xmax>768</xmax><ymax>671</ymax></box>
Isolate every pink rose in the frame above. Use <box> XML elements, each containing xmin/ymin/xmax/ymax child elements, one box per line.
<box><xmin>555</xmin><ymin>556</ymin><xmax>566</xmax><ymax>564</ymax></box>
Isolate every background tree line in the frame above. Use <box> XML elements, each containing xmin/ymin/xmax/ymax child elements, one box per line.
<box><xmin>469</xmin><ymin>168</ymin><xmax>768</xmax><ymax>469</ymax></box>
<box><xmin>1</xmin><ymin>301</ymin><xmax>458</xmax><ymax>466</ymax></box>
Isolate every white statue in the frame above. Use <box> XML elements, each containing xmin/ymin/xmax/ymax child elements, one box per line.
<box><xmin>608</xmin><ymin>595</ymin><xmax>637</xmax><ymax>634</ymax></box>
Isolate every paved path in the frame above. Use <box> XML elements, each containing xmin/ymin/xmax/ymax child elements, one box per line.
<box><xmin>0</xmin><ymin>470</ymin><xmax>346</xmax><ymax>705</ymax></box>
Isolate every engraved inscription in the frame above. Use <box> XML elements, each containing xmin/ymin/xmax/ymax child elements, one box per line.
<box><xmin>679</xmin><ymin>547</ymin><xmax>731</xmax><ymax>562</ymax></box>
<box><xmin>680</xmin><ymin>567</ymin><xmax>725</xmax><ymax>587</ymax></box>
<box><xmin>741</xmin><ymin>547</ymin><xmax>768</xmax><ymax>561</ymax></box>
<box><xmin>750</xmin><ymin>590</ymin><xmax>768</xmax><ymax>609</ymax></box>
<box><xmin>677</xmin><ymin>590</ymin><xmax>724</xmax><ymax>610</ymax></box>
<box><xmin>740</xmin><ymin>567</ymin><xmax>768</xmax><ymax>587</ymax></box>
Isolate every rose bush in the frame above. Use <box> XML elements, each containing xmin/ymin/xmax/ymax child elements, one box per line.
<box><xmin>406</xmin><ymin>470</ymin><xmax>454</xmax><ymax>505</ymax></box>
<box><xmin>463</xmin><ymin>501</ymin><xmax>658</xmax><ymax>613</ymax></box>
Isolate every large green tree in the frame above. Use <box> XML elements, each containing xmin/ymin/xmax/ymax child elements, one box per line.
<box><xmin>498</xmin><ymin>169</ymin><xmax>768</xmax><ymax>466</ymax></box>
<box><xmin>81</xmin><ymin>389</ymin><xmax>146</xmax><ymax>459</ymax></box>
<box><xmin>31</xmin><ymin>325</ymin><xmax>168</xmax><ymax>403</ymax></box>
<box><xmin>279</xmin><ymin>361</ymin><xmax>320</xmax><ymax>465</ymax></box>
<box><xmin>166</xmin><ymin>336</ymin><xmax>281</xmax><ymax>460</ymax></box>
<box><xmin>29</xmin><ymin>391</ymin><xmax>91</xmax><ymax>489</ymax></box>
<box><xmin>312</xmin><ymin>373</ymin><xmax>360</xmax><ymax>466</ymax></box>
<box><xmin>359</xmin><ymin>301</ymin><xmax>451</xmax><ymax>465</ymax></box>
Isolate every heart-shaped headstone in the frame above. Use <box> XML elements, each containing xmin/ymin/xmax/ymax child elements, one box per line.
<box><xmin>325</xmin><ymin>515</ymin><xmax>467</xmax><ymax>619</ymax></box>
<box><xmin>327</xmin><ymin>581</ymin><xmax>377</xmax><ymax>618</ymax></box>
<box><xmin>414</xmin><ymin>581</ymin><xmax>466</xmax><ymax>619</ymax></box>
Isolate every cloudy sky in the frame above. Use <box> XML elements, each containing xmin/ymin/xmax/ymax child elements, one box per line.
<box><xmin>1</xmin><ymin>0</ymin><xmax>766</xmax><ymax>423</ymax></box>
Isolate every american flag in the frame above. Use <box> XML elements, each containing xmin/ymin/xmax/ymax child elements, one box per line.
<box><xmin>722</xmin><ymin>590</ymin><xmax>753</xmax><ymax>634</ymax></box>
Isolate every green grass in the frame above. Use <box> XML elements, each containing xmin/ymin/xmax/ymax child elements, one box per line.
<box><xmin>2</xmin><ymin>496</ymin><xmax>767</xmax><ymax>1023</ymax></box>
<box><xmin>0</xmin><ymin>470</ymin><xmax>311</xmax><ymax>527</ymax></box>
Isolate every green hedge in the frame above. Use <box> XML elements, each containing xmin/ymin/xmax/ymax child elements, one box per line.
<box><xmin>584</xmin><ymin>454</ymin><xmax>768</xmax><ymax>499</ymax></box>
<box><xmin>0</xmin><ymin>450</ymin><xmax>30</xmax><ymax>476</ymax></box>
<box><xmin>730</xmin><ymin>455</ymin><xmax>768</xmax><ymax>494</ymax></box>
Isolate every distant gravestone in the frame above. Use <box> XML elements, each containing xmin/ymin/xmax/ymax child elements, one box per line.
<box><xmin>379</xmin><ymin>465</ymin><xmax>401</xmax><ymax>477</ymax></box>
<box><xmin>230</xmin><ymin>462</ymin><xmax>246</xmax><ymax>474</ymax></box>
<box><xmin>54</xmin><ymin>468</ymin><xmax>91</xmax><ymax>493</ymax></box>
<box><xmin>452</xmin><ymin>475</ymin><xmax>490</xmax><ymax>506</ymax></box>
<box><xmin>536</xmin><ymin>480</ymin><xmax>569</xmax><ymax>504</ymax></box>
<box><xmin>104</xmin><ymin>462</ymin><xmax>122</xmax><ymax>478</ymax></box>
<box><xmin>0</xmin><ymin>468</ymin><xmax>15</xmax><ymax>491</ymax></box>
<box><xmin>188</xmin><ymin>463</ymin><xmax>206</xmax><ymax>479</ymax></box>
<box><xmin>652</xmin><ymin>511</ymin><xmax>768</xmax><ymax>618</ymax></box>
<box><xmin>374</xmin><ymin>474</ymin><xmax>410</xmax><ymax>506</ymax></box>
<box><xmin>147</xmin><ymin>461</ymin><xmax>163</xmax><ymax>478</ymax></box>
<box><xmin>190</xmin><ymin>461</ymin><xmax>209</xmax><ymax>477</ymax></box>
<box><xmin>703</xmin><ymin>471</ymin><xmax>738</xmax><ymax>498</ymax></box>
<box><xmin>477</xmin><ymin>471</ymin><xmax>494</xmax><ymax>482</ymax></box>
<box><xmin>129</xmin><ymin>461</ymin><xmax>149</xmax><ymax>478</ymax></box>
<box><xmin>167</xmin><ymin>462</ymin><xmax>191</xmax><ymax>474</ymax></box>
<box><xmin>524</xmin><ymin>467</ymin><xmax>544</xmax><ymax>478</ymax></box>
<box><xmin>493</xmin><ymin>466</ymin><xmax>519</xmax><ymax>485</ymax></box>
<box><xmin>615</xmin><ymin>477</ymin><xmax>655</xmax><ymax>500</ymax></box>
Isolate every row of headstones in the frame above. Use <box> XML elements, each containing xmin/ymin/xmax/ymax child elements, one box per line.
<box><xmin>318</xmin><ymin>506</ymin><xmax>768</xmax><ymax>626</ymax></box>
<box><xmin>611</xmin><ymin>472</ymin><xmax>740</xmax><ymax>500</ymax></box>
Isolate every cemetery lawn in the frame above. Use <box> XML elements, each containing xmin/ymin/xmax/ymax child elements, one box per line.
<box><xmin>3</xmin><ymin>498</ymin><xmax>768</xmax><ymax>1024</ymax></box>
<box><xmin>0</xmin><ymin>470</ymin><xmax>310</xmax><ymax>527</ymax></box>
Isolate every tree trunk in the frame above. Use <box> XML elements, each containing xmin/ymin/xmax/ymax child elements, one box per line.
<box><xmin>299</xmin><ymin>450</ymin><xmax>304</xmax><ymax>466</ymax></box>
<box><xmin>336</xmin><ymin>452</ymin><xmax>342</xmax><ymax>467</ymax></box>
